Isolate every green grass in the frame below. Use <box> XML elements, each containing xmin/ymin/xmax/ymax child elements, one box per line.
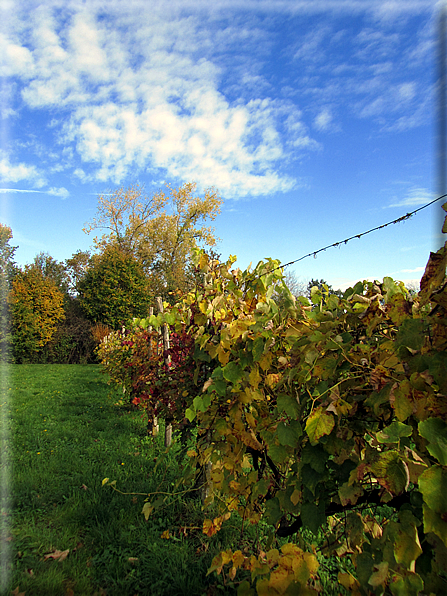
<box><xmin>1</xmin><ymin>364</ymin><xmax>260</xmax><ymax>596</ymax></box>
<box><xmin>0</xmin><ymin>364</ymin><xmax>355</xmax><ymax>596</ymax></box>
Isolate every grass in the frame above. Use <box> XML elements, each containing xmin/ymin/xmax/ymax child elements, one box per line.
<box><xmin>0</xmin><ymin>364</ymin><xmax>353</xmax><ymax>596</ymax></box>
<box><xmin>1</xmin><ymin>364</ymin><xmax>257</xmax><ymax>596</ymax></box>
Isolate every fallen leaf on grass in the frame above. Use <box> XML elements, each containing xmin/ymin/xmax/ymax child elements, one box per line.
<box><xmin>128</xmin><ymin>557</ymin><xmax>139</xmax><ymax>564</ymax></box>
<box><xmin>161</xmin><ymin>529</ymin><xmax>170</xmax><ymax>539</ymax></box>
<box><xmin>66</xmin><ymin>589</ymin><xmax>75</xmax><ymax>596</ymax></box>
<box><xmin>44</xmin><ymin>549</ymin><xmax>69</xmax><ymax>562</ymax></box>
<box><xmin>11</xmin><ymin>587</ymin><xmax>26</xmax><ymax>596</ymax></box>
<box><xmin>80</xmin><ymin>484</ymin><xmax>88</xmax><ymax>491</ymax></box>
<box><xmin>24</xmin><ymin>569</ymin><xmax>34</xmax><ymax>577</ymax></box>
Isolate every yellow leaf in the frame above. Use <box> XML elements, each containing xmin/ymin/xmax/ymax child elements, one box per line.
<box><xmin>161</xmin><ymin>530</ymin><xmax>170</xmax><ymax>539</ymax></box>
<box><xmin>102</xmin><ymin>478</ymin><xmax>109</xmax><ymax>486</ymax></box>
<box><xmin>268</xmin><ymin>566</ymin><xmax>290</xmax><ymax>591</ymax></box>
<box><xmin>142</xmin><ymin>502</ymin><xmax>154</xmax><ymax>520</ymax></box>
<box><xmin>233</xmin><ymin>550</ymin><xmax>245</xmax><ymax>569</ymax></box>
<box><xmin>44</xmin><ymin>549</ymin><xmax>69</xmax><ymax>562</ymax></box>
<box><xmin>249</xmin><ymin>366</ymin><xmax>261</xmax><ymax>389</ymax></box>
<box><xmin>290</xmin><ymin>489</ymin><xmax>301</xmax><ymax>506</ymax></box>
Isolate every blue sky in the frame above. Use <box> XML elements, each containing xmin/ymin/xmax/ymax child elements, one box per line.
<box><xmin>0</xmin><ymin>0</ymin><xmax>444</xmax><ymax>291</ymax></box>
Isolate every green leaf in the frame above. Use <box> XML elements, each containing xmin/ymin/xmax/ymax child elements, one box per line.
<box><xmin>263</xmin><ymin>497</ymin><xmax>283</xmax><ymax>526</ymax></box>
<box><xmin>395</xmin><ymin>319</ymin><xmax>426</xmax><ymax>351</ymax></box>
<box><xmin>305</xmin><ymin>407</ymin><xmax>335</xmax><ymax>445</ymax></box>
<box><xmin>423</xmin><ymin>503</ymin><xmax>447</xmax><ymax>546</ymax></box>
<box><xmin>237</xmin><ymin>580</ymin><xmax>255</xmax><ymax>596</ymax></box>
<box><xmin>185</xmin><ymin>407</ymin><xmax>196</xmax><ymax>422</ymax></box>
<box><xmin>148</xmin><ymin>314</ymin><xmax>161</xmax><ymax>329</ymax></box>
<box><xmin>301</xmin><ymin>501</ymin><xmax>325</xmax><ymax>535</ymax></box>
<box><xmin>371</xmin><ymin>451</ymin><xmax>409</xmax><ymax>495</ymax></box>
<box><xmin>277</xmin><ymin>394</ymin><xmax>300</xmax><ymax>419</ymax></box>
<box><xmin>304</xmin><ymin>347</ymin><xmax>319</xmax><ymax>365</ymax></box>
<box><xmin>301</xmin><ymin>443</ymin><xmax>328</xmax><ymax>474</ymax></box>
<box><xmin>164</xmin><ymin>312</ymin><xmax>176</xmax><ymax>325</ymax></box>
<box><xmin>268</xmin><ymin>444</ymin><xmax>288</xmax><ymax>464</ymax></box>
<box><xmin>394</xmin><ymin>525</ymin><xmax>422</xmax><ymax>570</ymax></box>
<box><xmin>301</xmin><ymin>464</ymin><xmax>323</xmax><ymax>495</ymax></box>
<box><xmin>276</xmin><ymin>421</ymin><xmax>302</xmax><ymax>448</ymax></box>
<box><xmin>376</xmin><ymin>421</ymin><xmax>412</xmax><ymax>444</ymax></box>
<box><xmin>252</xmin><ymin>337</ymin><xmax>264</xmax><ymax>362</ymax></box>
<box><xmin>389</xmin><ymin>572</ymin><xmax>424</xmax><ymax>596</ymax></box>
<box><xmin>418</xmin><ymin>418</ymin><xmax>447</xmax><ymax>465</ymax></box>
<box><xmin>418</xmin><ymin>465</ymin><xmax>447</xmax><ymax>514</ymax></box>
<box><xmin>222</xmin><ymin>361</ymin><xmax>244</xmax><ymax>385</ymax></box>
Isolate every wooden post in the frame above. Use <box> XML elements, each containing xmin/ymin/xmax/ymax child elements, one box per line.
<box><xmin>147</xmin><ymin>307</ymin><xmax>159</xmax><ymax>437</ymax></box>
<box><xmin>156</xmin><ymin>297</ymin><xmax>172</xmax><ymax>447</ymax></box>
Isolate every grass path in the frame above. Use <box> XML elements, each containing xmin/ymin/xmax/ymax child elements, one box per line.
<box><xmin>1</xmin><ymin>365</ymin><xmax>244</xmax><ymax>596</ymax></box>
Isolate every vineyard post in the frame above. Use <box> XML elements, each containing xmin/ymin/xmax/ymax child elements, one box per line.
<box><xmin>147</xmin><ymin>306</ymin><xmax>159</xmax><ymax>437</ymax></box>
<box><xmin>156</xmin><ymin>297</ymin><xmax>172</xmax><ymax>447</ymax></box>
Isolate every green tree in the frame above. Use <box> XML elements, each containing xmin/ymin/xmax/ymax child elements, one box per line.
<box><xmin>306</xmin><ymin>278</ymin><xmax>342</xmax><ymax>299</ymax></box>
<box><xmin>77</xmin><ymin>245</ymin><xmax>151</xmax><ymax>329</ymax></box>
<box><xmin>31</xmin><ymin>252</ymin><xmax>70</xmax><ymax>296</ymax></box>
<box><xmin>0</xmin><ymin>224</ymin><xmax>18</xmax><ymax>359</ymax></box>
<box><xmin>83</xmin><ymin>182</ymin><xmax>223</xmax><ymax>298</ymax></box>
<box><xmin>64</xmin><ymin>250</ymin><xmax>91</xmax><ymax>296</ymax></box>
<box><xmin>9</xmin><ymin>266</ymin><xmax>65</xmax><ymax>362</ymax></box>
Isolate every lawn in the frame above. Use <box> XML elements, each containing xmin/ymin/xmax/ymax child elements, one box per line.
<box><xmin>0</xmin><ymin>364</ymin><xmax>353</xmax><ymax>596</ymax></box>
<box><xmin>1</xmin><ymin>364</ymin><xmax>261</xmax><ymax>596</ymax></box>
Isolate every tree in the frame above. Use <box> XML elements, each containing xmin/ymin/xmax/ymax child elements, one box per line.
<box><xmin>83</xmin><ymin>182</ymin><xmax>223</xmax><ymax>298</ymax></box>
<box><xmin>77</xmin><ymin>245</ymin><xmax>151</xmax><ymax>329</ymax></box>
<box><xmin>31</xmin><ymin>252</ymin><xmax>70</xmax><ymax>296</ymax></box>
<box><xmin>9</xmin><ymin>266</ymin><xmax>65</xmax><ymax>362</ymax></box>
<box><xmin>306</xmin><ymin>278</ymin><xmax>342</xmax><ymax>299</ymax></box>
<box><xmin>0</xmin><ymin>224</ymin><xmax>18</xmax><ymax>359</ymax></box>
<box><xmin>64</xmin><ymin>250</ymin><xmax>91</xmax><ymax>296</ymax></box>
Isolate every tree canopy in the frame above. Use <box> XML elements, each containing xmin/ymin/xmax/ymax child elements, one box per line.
<box><xmin>77</xmin><ymin>245</ymin><xmax>151</xmax><ymax>329</ymax></box>
<box><xmin>83</xmin><ymin>182</ymin><xmax>223</xmax><ymax>297</ymax></box>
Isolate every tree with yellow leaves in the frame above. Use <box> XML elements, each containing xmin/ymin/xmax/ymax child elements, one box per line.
<box><xmin>83</xmin><ymin>182</ymin><xmax>223</xmax><ymax>297</ymax></box>
<box><xmin>9</xmin><ymin>266</ymin><xmax>65</xmax><ymax>362</ymax></box>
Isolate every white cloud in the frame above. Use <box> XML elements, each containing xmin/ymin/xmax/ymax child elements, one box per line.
<box><xmin>387</xmin><ymin>187</ymin><xmax>433</xmax><ymax>208</ymax></box>
<box><xmin>2</xmin><ymin>0</ymin><xmax>438</xmax><ymax>197</ymax></box>
<box><xmin>401</xmin><ymin>266</ymin><xmax>425</xmax><ymax>273</ymax></box>
<box><xmin>314</xmin><ymin>108</ymin><xmax>333</xmax><ymax>131</ymax></box>
<box><xmin>48</xmin><ymin>187</ymin><xmax>69</xmax><ymax>199</ymax></box>
<box><xmin>0</xmin><ymin>152</ymin><xmax>47</xmax><ymax>188</ymax></box>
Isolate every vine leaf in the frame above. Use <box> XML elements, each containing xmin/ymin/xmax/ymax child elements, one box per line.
<box><xmin>393</xmin><ymin>524</ymin><xmax>422</xmax><ymax>570</ymax></box>
<box><xmin>371</xmin><ymin>451</ymin><xmax>410</xmax><ymax>495</ymax></box>
<box><xmin>389</xmin><ymin>572</ymin><xmax>424</xmax><ymax>596</ymax></box>
<box><xmin>376</xmin><ymin>421</ymin><xmax>412</xmax><ymax>444</ymax></box>
<box><xmin>305</xmin><ymin>407</ymin><xmax>335</xmax><ymax>445</ymax></box>
<box><xmin>418</xmin><ymin>465</ymin><xmax>447</xmax><ymax>514</ymax></box>
<box><xmin>276</xmin><ymin>421</ymin><xmax>302</xmax><ymax>448</ymax></box>
<box><xmin>418</xmin><ymin>418</ymin><xmax>447</xmax><ymax>465</ymax></box>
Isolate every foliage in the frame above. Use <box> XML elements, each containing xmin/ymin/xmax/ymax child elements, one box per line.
<box><xmin>97</xmin><ymin>315</ymin><xmax>208</xmax><ymax>433</ymax></box>
<box><xmin>102</xmin><ymin>231</ymin><xmax>447</xmax><ymax>595</ymax></box>
<box><xmin>9</xmin><ymin>265</ymin><xmax>65</xmax><ymax>363</ymax></box>
<box><xmin>31</xmin><ymin>251</ymin><xmax>71</xmax><ymax>297</ymax></box>
<box><xmin>83</xmin><ymin>182</ymin><xmax>223</xmax><ymax>298</ymax></box>
<box><xmin>0</xmin><ymin>223</ymin><xmax>18</xmax><ymax>359</ymax></box>
<box><xmin>306</xmin><ymin>278</ymin><xmax>342</xmax><ymax>299</ymax></box>
<box><xmin>77</xmin><ymin>245</ymin><xmax>151</xmax><ymax>329</ymax></box>
<box><xmin>64</xmin><ymin>249</ymin><xmax>91</xmax><ymax>296</ymax></box>
<box><xmin>40</xmin><ymin>297</ymin><xmax>98</xmax><ymax>364</ymax></box>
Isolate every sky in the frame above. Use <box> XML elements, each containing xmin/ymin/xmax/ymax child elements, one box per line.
<box><xmin>0</xmin><ymin>0</ymin><xmax>445</xmax><ymax>291</ymax></box>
